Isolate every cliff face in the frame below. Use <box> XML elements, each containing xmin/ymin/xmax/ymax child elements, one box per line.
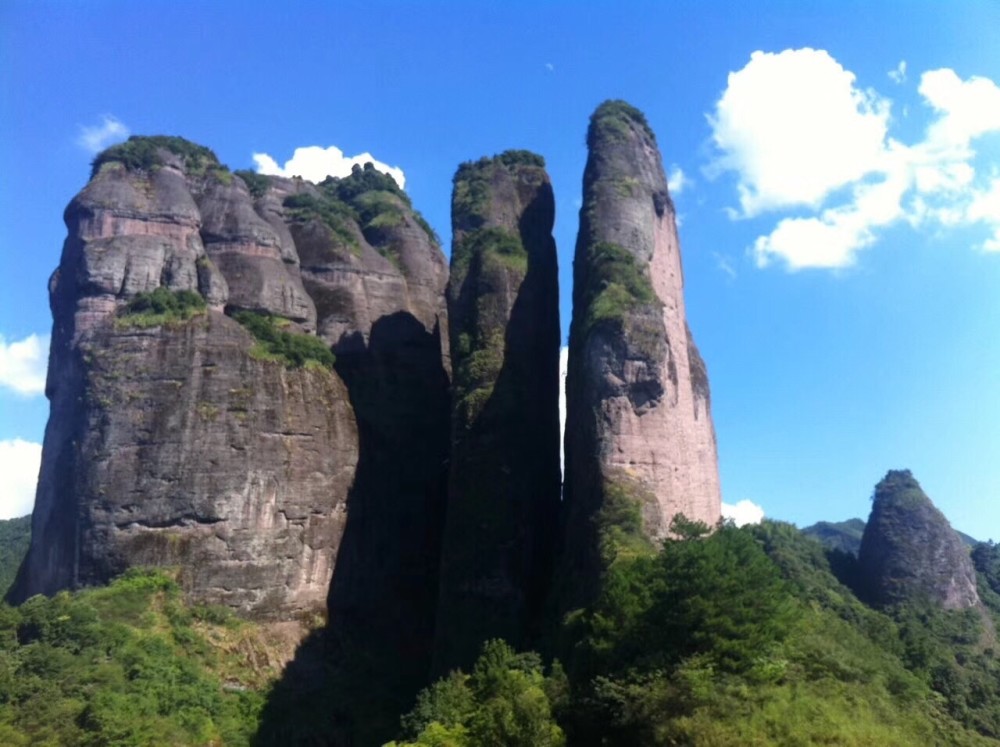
<box><xmin>9</xmin><ymin>140</ymin><xmax>450</xmax><ymax>628</ymax></box>
<box><xmin>858</xmin><ymin>470</ymin><xmax>980</xmax><ymax>611</ymax></box>
<box><xmin>561</xmin><ymin>101</ymin><xmax>721</xmax><ymax>602</ymax></box>
<box><xmin>434</xmin><ymin>152</ymin><xmax>561</xmax><ymax>671</ymax></box>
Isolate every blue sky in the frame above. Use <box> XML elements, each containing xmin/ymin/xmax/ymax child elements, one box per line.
<box><xmin>2</xmin><ymin>1</ymin><xmax>999</xmax><ymax>536</ymax></box>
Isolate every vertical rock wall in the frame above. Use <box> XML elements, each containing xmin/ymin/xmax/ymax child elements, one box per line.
<box><xmin>434</xmin><ymin>152</ymin><xmax>561</xmax><ymax>671</ymax></box>
<box><xmin>561</xmin><ymin>101</ymin><xmax>721</xmax><ymax>604</ymax></box>
<box><xmin>8</xmin><ymin>142</ymin><xmax>453</xmax><ymax>632</ymax></box>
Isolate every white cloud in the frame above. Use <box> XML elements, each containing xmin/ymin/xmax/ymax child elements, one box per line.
<box><xmin>0</xmin><ymin>333</ymin><xmax>49</xmax><ymax>397</ymax></box>
<box><xmin>559</xmin><ymin>346</ymin><xmax>568</xmax><ymax>477</ymax></box>
<box><xmin>77</xmin><ymin>115</ymin><xmax>130</xmax><ymax>154</ymax></box>
<box><xmin>709</xmin><ymin>48</ymin><xmax>890</xmax><ymax>216</ymax></box>
<box><xmin>253</xmin><ymin>145</ymin><xmax>405</xmax><ymax>188</ymax></box>
<box><xmin>722</xmin><ymin>499</ymin><xmax>765</xmax><ymax>527</ymax></box>
<box><xmin>710</xmin><ymin>49</ymin><xmax>1000</xmax><ymax>270</ymax></box>
<box><xmin>888</xmin><ymin>60</ymin><xmax>907</xmax><ymax>84</ymax></box>
<box><xmin>0</xmin><ymin>439</ymin><xmax>41</xmax><ymax>519</ymax></box>
<box><xmin>667</xmin><ymin>165</ymin><xmax>688</xmax><ymax>195</ymax></box>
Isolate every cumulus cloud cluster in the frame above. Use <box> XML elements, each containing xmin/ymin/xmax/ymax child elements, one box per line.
<box><xmin>253</xmin><ymin>146</ymin><xmax>405</xmax><ymax>188</ymax></box>
<box><xmin>722</xmin><ymin>499</ymin><xmax>765</xmax><ymax>527</ymax></box>
<box><xmin>0</xmin><ymin>333</ymin><xmax>49</xmax><ymax>397</ymax></box>
<box><xmin>0</xmin><ymin>439</ymin><xmax>41</xmax><ymax>519</ymax></box>
<box><xmin>77</xmin><ymin>114</ymin><xmax>130</xmax><ymax>154</ymax></box>
<box><xmin>709</xmin><ymin>49</ymin><xmax>1000</xmax><ymax>269</ymax></box>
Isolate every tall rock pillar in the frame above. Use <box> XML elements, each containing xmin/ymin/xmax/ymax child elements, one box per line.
<box><xmin>434</xmin><ymin>151</ymin><xmax>561</xmax><ymax>672</ymax></box>
<box><xmin>561</xmin><ymin>101</ymin><xmax>721</xmax><ymax>605</ymax></box>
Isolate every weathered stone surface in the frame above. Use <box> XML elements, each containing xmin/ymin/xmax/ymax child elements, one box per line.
<box><xmin>561</xmin><ymin>101</ymin><xmax>721</xmax><ymax>603</ymax></box>
<box><xmin>12</xmin><ymin>312</ymin><xmax>357</xmax><ymax>618</ymax></box>
<box><xmin>434</xmin><ymin>151</ymin><xmax>561</xmax><ymax>671</ymax></box>
<box><xmin>859</xmin><ymin>470</ymin><xmax>981</xmax><ymax>611</ymax></box>
<box><xmin>197</xmin><ymin>174</ymin><xmax>316</xmax><ymax>328</ymax></box>
<box><xmin>8</xmin><ymin>139</ymin><xmax>357</xmax><ymax>620</ymax></box>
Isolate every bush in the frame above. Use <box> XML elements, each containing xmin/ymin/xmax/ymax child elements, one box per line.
<box><xmin>117</xmin><ymin>287</ymin><xmax>206</xmax><ymax>328</ymax></box>
<box><xmin>233</xmin><ymin>311</ymin><xmax>335</xmax><ymax>369</ymax></box>
<box><xmin>91</xmin><ymin>136</ymin><xmax>220</xmax><ymax>179</ymax></box>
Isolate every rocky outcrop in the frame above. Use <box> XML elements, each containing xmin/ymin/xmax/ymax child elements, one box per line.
<box><xmin>8</xmin><ymin>139</ymin><xmax>451</xmax><ymax>631</ymax></box>
<box><xmin>858</xmin><ymin>470</ymin><xmax>980</xmax><ymax>610</ymax></box>
<box><xmin>433</xmin><ymin>151</ymin><xmax>561</xmax><ymax>672</ymax></box>
<box><xmin>561</xmin><ymin>101</ymin><xmax>721</xmax><ymax>603</ymax></box>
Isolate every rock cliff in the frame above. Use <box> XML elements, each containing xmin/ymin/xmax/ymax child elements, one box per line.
<box><xmin>8</xmin><ymin>139</ymin><xmax>451</xmax><ymax>630</ymax></box>
<box><xmin>433</xmin><ymin>151</ymin><xmax>561</xmax><ymax>671</ymax></box>
<box><xmin>561</xmin><ymin>101</ymin><xmax>721</xmax><ymax>602</ymax></box>
<box><xmin>858</xmin><ymin>470</ymin><xmax>981</xmax><ymax>610</ymax></box>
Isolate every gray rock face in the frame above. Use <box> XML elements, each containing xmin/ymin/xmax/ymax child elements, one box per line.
<box><xmin>8</xmin><ymin>141</ymin><xmax>452</xmax><ymax>629</ymax></box>
<box><xmin>561</xmin><ymin>101</ymin><xmax>721</xmax><ymax>602</ymax></box>
<box><xmin>859</xmin><ymin>470</ymin><xmax>981</xmax><ymax>611</ymax></box>
<box><xmin>12</xmin><ymin>312</ymin><xmax>357</xmax><ymax>618</ymax></box>
<box><xmin>198</xmin><ymin>175</ymin><xmax>316</xmax><ymax>327</ymax></box>
<box><xmin>434</xmin><ymin>152</ymin><xmax>561</xmax><ymax>672</ymax></box>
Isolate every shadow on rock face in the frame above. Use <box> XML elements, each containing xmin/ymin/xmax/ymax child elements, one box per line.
<box><xmin>253</xmin><ymin>311</ymin><xmax>450</xmax><ymax>746</ymax></box>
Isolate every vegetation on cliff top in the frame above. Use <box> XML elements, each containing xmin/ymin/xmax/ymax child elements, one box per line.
<box><xmin>589</xmin><ymin>100</ymin><xmax>656</xmax><ymax>144</ymax></box>
<box><xmin>91</xmin><ymin>135</ymin><xmax>222</xmax><ymax>179</ymax></box>
<box><xmin>283</xmin><ymin>162</ymin><xmax>438</xmax><ymax>259</ymax></box>
<box><xmin>453</xmin><ymin>150</ymin><xmax>546</xmax><ymax>230</ymax></box>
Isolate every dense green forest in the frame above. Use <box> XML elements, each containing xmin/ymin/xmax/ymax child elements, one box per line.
<box><xmin>3</xmin><ymin>514</ymin><xmax>1000</xmax><ymax>744</ymax></box>
<box><xmin>0</xmin><ymin>516</ymin><xmax>30</xmax><ymax>598</ymax></box>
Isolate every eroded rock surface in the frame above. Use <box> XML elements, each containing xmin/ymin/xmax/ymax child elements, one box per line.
<box><xmin>9</xmin><ymin>139</ymin><xmax>452</xmax><ymax>630</ymax></box>
<box><xmin>859</xmin><ymin>470</ymin><xmax>981</xmax><ymax>611</ymax></box>
<box><xmin>434</xmin><ymin>151</ymin><xmax>561</xmax><ymax>671</ymax></box>
<box><xmin>561</xmin><ymin>101</ymin><xmax>721</xmax><ymax>604</ymax></box>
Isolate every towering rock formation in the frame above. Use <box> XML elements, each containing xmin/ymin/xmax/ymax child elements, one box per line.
<box><xmin>561</xmin><ymin>101</ymin><xmax>721</xmax><ymax>603</ymax></box>
<box><xmin>280</xmin><ymin>164</ymin><xmax>452</xmax><ymax>724</ymax></box>
<box><xmin>8</xmin><ymin>139</ymin><xmax>451</xmax><ymax>634</ymax></box>
<box><xmin>859</xmin><ymin>470</ymin><xmax>981</xmax><ymax>610</ymax></box>
<box><xmin>434</xmin><ymin>151</ymin><xmax>561</xmax><ymax>671</ymax></box>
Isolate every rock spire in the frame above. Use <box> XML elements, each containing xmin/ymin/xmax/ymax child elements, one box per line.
<box><xmin>561</xmin><ymin>101</ymin><xmax>721</xmax><ymax>602</ymax></box>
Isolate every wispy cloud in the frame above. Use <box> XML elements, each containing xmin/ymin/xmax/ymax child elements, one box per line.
<box><xmin>888</xmin><ymin>60</ymin><xmax>907</xmax><ymax>84</ymax></box>
<box><xmin>667</xmin><ymin>164</ymin><xmax>689</xmax><ymax>196</ymax></box>
<box><xmin>0</xmin><ymin>333</ymin><xmax>48</xmax><ymax>397</ymax></box>
<box><xmin>708</xmin><ymin>49</ymin><xmax>1000</xmax><ymax>270</ymax></box>
<box><xmin>722</xmin><ymin>499</ymin><xmax>765</xmax><ymax>527</ymax></box>
<box><xmin>253</xmin><ymin>145</ymin><xmax>405</xmax><ymax>188</ymax></box>
<box><xmin>77</xmin><ymin>115</ymin><xmax>129</xmax><ymax>154</ymax></box>
<box><xmin>0</xmin><ymin>439</ymin><xmax>41</xmax><ymax>519</ymax></box>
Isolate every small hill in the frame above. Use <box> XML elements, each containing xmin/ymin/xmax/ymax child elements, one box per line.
<box><xmin>803</xmin><ymin>518</ymin><xmax>867</xmax><ymax>555</ymax></box>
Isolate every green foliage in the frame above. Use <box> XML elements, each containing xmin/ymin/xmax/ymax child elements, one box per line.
<box><xmin>0</xmin><ymin>569</ymin><xmax>265</xmax><ymax>745</ymax></box>
<box><xmin>589</xmin><ymin>100</ymin><xmax>656</xmax><ymax>144</ymax></box>
<box><xmin>91</xmin><ymin>136</ymin><xmax>220</xmax><ymax>179</ymax></box>
<box><xmin>582</xmin><ymin>241</ymin><xmax>657</xmax><ymax>335</ymax></box>
<box><xmin>116</xmin><ymin>287</ymin><xmax>206</xmax><ymax>329</ymax></box>
<box><xmin>234</xmin><ymin>170</ymin><xmax>271</xmax><ymax>198</ymax></box>
<box><xmin>0</xmin><ymin>516</ymin><xmax>30</xmax><ymax>598</ymax></box>
<box><xmin>282</xmin><ymin>192</ymin><xmax>361</xmax><ymax>253</ymax></box>
<box><xmin>324</xmin><ymin>162</ymin><xmax>407</xmax><ymax>204</ymax></box>
<box><xmin>233</xmin><ymin>311</ymin><xmax>335</xmax><ymax>369</ymax></box>
<box><xmin>392</xmin><ymin>640</ymin><xmax>565</xmax><ymax>747</ymax></box>
<box><xmin>594</xmin><ymin>479</ymin><xmax>655</xmax><ymax>567</ymax></box>
<box><xmin>453</xmin><ymin>150</ymin><xmax>545</xmax><ymax>228</ymax></box>
<box><xmin>497</xmin><ymin>150</ymin><xmax>545</xmax><ymax>169</ymax></box>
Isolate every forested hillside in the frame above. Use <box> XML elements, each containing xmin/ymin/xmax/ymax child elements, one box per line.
<box><xmin>0</xmin><ymin>516</ymin><xmax>30</xmax><ymax>598</ymax></box>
